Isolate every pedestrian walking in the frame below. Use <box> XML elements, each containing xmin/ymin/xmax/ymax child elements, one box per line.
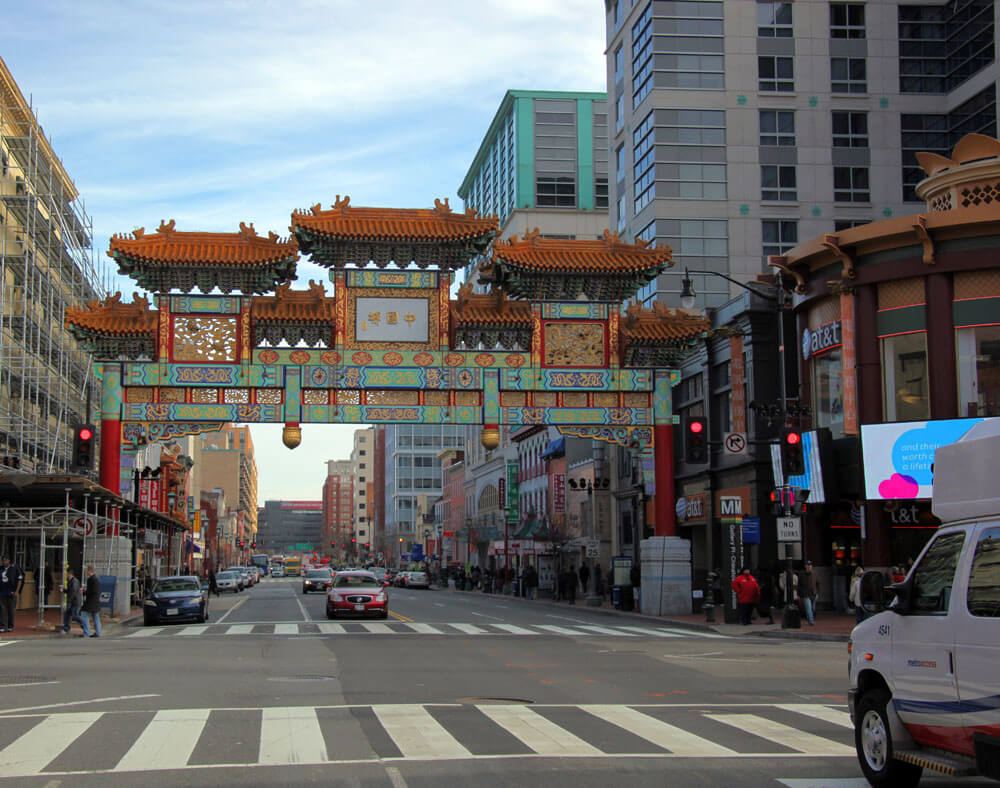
<box><xmin>61</xmin><ymin>568</ymin><xmax>86</xmax><ymax>634</ymax></box>
<box><xmin>565</xmin><ymin>566</ymin><xmax>577</xmax><ymax>604</ymax></box>
<box><xmin>849</xmin><ymin>566</ymin><xmax>866</xmax><ymax>623</ymax></box>
<box><xmin>594</xmin><ymin>562</ymin><xmax>604</xmax><ymax>600</ymax></box>
<box><xmin>731</xmin><ymin>566</ymin><xmax>760</xmax><ymax>625</ymax></box>
<box><xmin>208</xmin><ymin>569</ymin><xmax>219</xmax><ymax>597</ymax></box>
<box><xmin>525</xmin><ymin>564</ymin><xmax>538</xmax><ymax>600</ymax></box>
<box><xmin>80</xmin><ymin>566</ymin><xmax>102</xmax><ymax>638</ymax></box>
<box><xmin>578</xmin><ymin>564</ymin><xmax>590</xmax><ymax>595</ymax></box>
<box><xmin>798</xmin><ymin>561</ymin><xmax>819</xmax><ymax>626</ymax></box>
<box><xmin>0</xmin><ymin>556</ymin><xmax>24</xmax><ymax>633</ymax></box>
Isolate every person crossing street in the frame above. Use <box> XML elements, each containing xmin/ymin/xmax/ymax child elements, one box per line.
<box><xmin>731</xmin><ymin>566</ymin><xmax>760</xmax><ymax>626</ymax></box>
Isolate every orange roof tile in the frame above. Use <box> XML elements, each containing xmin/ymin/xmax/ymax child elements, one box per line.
<box><xmin>291</xmin><ymin>196</ymin><xmax>499</xmax><ymax>243</ymax></box>
<box><xmin>490</xmin><ymin>229</ymin><xmax>673</xmax><ymax>273</ymax></box>
<box><xmin>251</xmin><ymin>280</ymin><xmax>334</xmax><ymax>323</ymax></box>
<box><xmin>109</xmin><ymin>220</ymin><xmax>299</xmax><ymax>265</ymax></box>
<box><xmin>450</xmin><ymin>283</ymin><xmax>532</xmax><ymax>325</ymax></box>
<box><xmin>65</xmin><ymin>292</ymin><xmax>158</xmax><ymax>336</ymax></box>
<box><xmin>620</xmin><ymin>302</ymin><xmax>709</xmax><ymax>343</ymax></box>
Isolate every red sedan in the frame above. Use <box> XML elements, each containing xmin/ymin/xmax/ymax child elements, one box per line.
<box><xmin>326</xmin><ymin>571</ymin><xmax>389</xmax><ymax>619</ymax></box>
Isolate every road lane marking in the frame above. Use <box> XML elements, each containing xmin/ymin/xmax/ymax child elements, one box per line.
<box><xmin>616</xmin><ymin>626</ymin><xmax>684</xmax><ymax>638</ymax></box>
<box><xmin>0</xmin><ymin>641</ymin><xmax>20</xmax><ymax>648</ymax></box>
<box><xmin>213</xmin><ymin>597</ymin><xmax>245</xmax><ymax>624</ymax></box>
<box><xmin>177</xmin><ymin>626</ymin><xmax>209</xmax><ymax>636</ymax></box>
<box><xmin>449</xmin><ymin>623</ymin><xmax>489</xmax><ymax>635</ymax></box>
<box><xmin>576</xmin><ymin>625</ymin><xmax>635</xmax><ymax>636</ymax></box>
<box><xmin>0</xmin><ymin>694</ymin><xmax>161</xmax><ymax>716</ymax></box>
<box><xmin>372</xmin><ymin>704</ymin><xmax>471</xmax><ymax>759</ymax></box>
<box><xmin>225</xmin><ymin>624</ymin><xmax>254</xmax><ymax>635</ymax></box>
<box><xmin>535</xmin><ymin>625</ymin><xmax>584</xmax><ymax>636</ymax></box>
<box><xmin>315</xmin><ymin>623</ymin><xmax>346</xmax><ymax>634</ymax></box>
<box><xmin>775</xmin><ymin>704</ymin><xmax>853</xmax><ymax>729</ymax></box>
<box><xmin>274</xmin><ymin>624</ymin><xmax>298</xmax><ymax>636</ymax></box>
<box><xmin>390</xmin><ymin>611</ymin><xmax>415</xmax><ymax>623</ymax></box>
<box><xmin>580</xmin><ymin>705</ymin><xmax>736</xmax><ymax>756</ymax></box>
<box><xmin>260</xmin><ymin>706</ymin><xmax>327</xmax><ymax>764</ymax></box>
<box><xmin>470</xmin><ymin>611</ymin><xmax>504</xmax><ymax>620</ymax></box>
<box><xmin>478</xmin><ymin>704</ymin><xmax>602</xmax><ymax>756</ymax></box>
<box><xmin>491</xmin><ymin>624</ymin><xmax>538</xmax><ymax>635</ymax></box>
<box><xmin>0</xmin><ymin>681</ymin><xmax>58</xmax><ymax>689</ymax></box>
<box><xmin>294</xmin><ymin>594</ymin><xmax>310</xmax><ymax>622</ymax></box>
<box><xmin>0</xmin><ymin>711</ymin><xmax>101</xmax><ymax>776</ymax></box>
<box><xmin>709</xmin><ymin>714</ymin><xmax>854</xmax><ymax>756</ymax></box>
<box><xmin>115</xmin><ymin>708</ymin><xmax>211</xmax><ymax>771</ymax></box>
<box><xmin>405</xmin><ymin>623</ymin><xmax>444</xmax><ymax>635</ymax></box>
<box><xmin>361</xmin><ymin>623</ymin><xmax>395</xmax><ymax>634</ymax></box>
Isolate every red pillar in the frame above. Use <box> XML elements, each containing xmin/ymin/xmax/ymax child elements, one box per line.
<box><xmin>100</xmin><ymin>418</ymin><xmax>121</xmax><ymax>494</ymax></box>
<box><xmin>653</xmin><ymin>424</ymin><xmax>676</xmax><ymax>536</ymax></box>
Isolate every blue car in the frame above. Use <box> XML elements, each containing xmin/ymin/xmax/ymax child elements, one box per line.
<box><xmin>143</xmin><ymin>575</ymin><xmax>209</xmax><ymax>626</ymax></box>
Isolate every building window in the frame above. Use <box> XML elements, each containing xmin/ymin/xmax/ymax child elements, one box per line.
<box><xmin>536</xmin><ymin>176</ymin><xmax>575</xmax><ymax>208</ymax></box>
<box><xmin>616</xmin><ymin>145</ymin><xmax>625</xmax><ymax>181</ymax></box>
<box><xmin>759</xmin><ymin>56</ymin><xmax>794</xmax><ymax>92</ymax></box>
<box><xmin>757</xmin><ymin>2</ymin><xmax>793</xmax><ymax>37</ymax></box>
<box><xmin>617</xmin><ymin>195</ymin><xmax>627</xmax><ymax>231</ymax></box>
<box><xmin>898</xmin><ymin>1</ymin><xmax>995</xmax><ymax>94</ymax></box>
<box><xmin>883</xmin><ymin>332</ymin><xmax>929</xmax><ymax>421</ymax></box>
<box><xmin>633</xmin><ymin>111</ymin><xmax>655</xmax><ymax>212</ymax></box>
<box><xmin>833</xmin><ymin>219</ymin><xmax>871</xmax><ymax>231</ymax></box>
<box><xmin>614</xmin><ymin>45</ymin><xmax>624</xmax><ymax>83</ymax></box>
<box><xmin>631</xmin><ymin>3</ymin><xmax>653</xmax><ymax>108</ymax></box>
<box><xmin>832</xmin><ymin>111</ymin><xmax>868</xmax><ymax>147</ymax></box>
<box><xmin>648</xmin><ymin>1</ymin><xmax>725</xmax><ymax>91</ymax></box>
<box><xmin>759</xmin><ymin>110</ymin><xmax>795</xmax><ymax>146</ymax></box>
<box><xmin>636</xmin><ymin>220</ymin><xmax>656</xmax><ymax>244</ymax></box>
<box><xmin>830</xmin><ymin>3</ymin><xmax>865</xmax><ymax>38</ymax></box>
<box><xmin>761</xmin><ymin>165</ymin><xmax>797</xmax><ymax>201</ymax></box>
<box><xmin>834</xmin><ymin>166</ymin><xmax>870</xmax><ymax>202</ymax></box>
<box><xmin>811</xmin><ymin>349</ymin><xmax>844</xmax><ymax>437</ymax></box>
<box><xmin>956</xmin><ymin>325</ymin><xmax>1000</xmax><ymax>417</ymax></box>
<box><xmin>831</xmin><ymin>57</ymin><xmax>867</xmax><ymax>93</ymax></box>
<box><xmin>653</xmin><ymin>108</ymin><xmax>727</xmax><ymax>201</ymax></box>
<box><xmin>761</xmin><ymin>220</ymin><xmax>797</xmax><ymax>260</ymax></box>
<box><xmin>616</xmin><ymin>94</ymin><xmax>624</xmax><ymax>133</ymax></box>
<box><xmin>613</xmin><ymin>0</ymin><xmax>622</xmax><ymax>30</ymax></box>
<box><xmin>595</xmin><ymin>177</ymin><xmax>609</xmax><ymax>209</ymax></box>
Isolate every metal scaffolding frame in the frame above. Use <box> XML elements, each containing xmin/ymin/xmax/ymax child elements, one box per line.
<box><xmin>0</xmin><ymin>57</ymin><xmax>110</xmax><ymax>477</ymax></box>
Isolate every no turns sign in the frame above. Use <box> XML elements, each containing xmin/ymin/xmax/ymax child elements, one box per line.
<box><xmin>723</xmin><ymin>432</ymin><xmax>747</xmax><ymax>456</ymax></box>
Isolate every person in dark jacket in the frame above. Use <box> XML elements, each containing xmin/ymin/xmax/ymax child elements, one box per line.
<box><xmin>565</xmin><ymin>566</ymin><xmax>577</xmax><ymax>604</ymax></box>
<box><xmin>0</xmin><ymin>556</ymin><xmax>24</xmax><ymax>632</ymax></box>
<box><xmin>61</xmin><ymin>568</ymin><xmax>86</xmax><ymax>634</ymax></box>
<box><xmin>80</xmin><ymin>565</ymin><xmax>102</xmax><ymax>638</ymax></box>
<box><xmin>208</xmin><ymin>569</ymin><xmax>219</xmax><ymax>597</ymax></box>
<box><xmin>578</xmin><ymin>564</ymin><xmax>590</xmax><ymax>594</ymax></box>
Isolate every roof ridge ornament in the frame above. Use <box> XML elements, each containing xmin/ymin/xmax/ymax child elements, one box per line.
<box><xmin>523</xmin><ymin>227</ymin><xmax>540</xmax><ymax>243</ymax></box>
<box><xmin>238</xmin><ymin>221</ymin><xmax>258</xmax><ymax>239</ymax></box>
<box><xmin>332</xmin><ymin>195</ymin><xmax>351</xmax><ymax>212</ymax></box>
<box><xmin>156</xmin><ymin>219</ymin><xmax>176</xmax><ymax>236</ymax></box>
<box><xmin>433</xmin><ymin>197</ymin><xmax>452</xmax><ymax>216</ymax></box>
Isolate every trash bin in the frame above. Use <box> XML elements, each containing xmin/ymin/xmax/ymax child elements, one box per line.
<box><xmin>619</xmin><ymin>584</ymin><xmax>634</xmax><ymax>612</ymax></box>
<box><xmin>612</xmin><ymin>585</ymin><xmax>622</xmax><ymax>610</ymax></box>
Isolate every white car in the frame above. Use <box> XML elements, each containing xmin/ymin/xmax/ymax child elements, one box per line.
<box><xmin>215</xmin><ymin>571</ymin><xmax>239</xmax><ymax>593</ymax></box>
<box><xmin>271</xmin><ymin>567</ymin><xmax>284</xmax><ymax>578</ymax></box>
<box><xmin>406</xmin><ymin>571</ymin><xmax>430</xmax><ymax>589</ymax></box>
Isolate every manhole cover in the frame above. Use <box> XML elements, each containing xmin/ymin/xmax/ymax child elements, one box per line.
<box><xmin>0</xmin><ymin>676</ymin><xmax>50</xmax><ymax>685</ymax></box>
<box><xmin>456</xmin><ymin>697</ymin><xmax>533</xmax><ymax>705</ymax></box>
<box><xmin>266</xmin><ymin>676</ymin><xmax>335</xmax><ymax>682</ymax></box>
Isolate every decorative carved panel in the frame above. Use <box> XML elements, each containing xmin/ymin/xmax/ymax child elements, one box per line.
<box><xmin>594</xmin><ymin>392</ymin><xmax>618</xmax><ymax>408</ymax></box>
<box><xmin>543</xmin><ymin>322</ymin><xmax>605</xmax><ymax>367</ymax></box>
<box><xmin>455</xmin><ymin>391</ymin><xmax>480</xmax><ymax>406</ymax></box>
<box><xmin>625</xmin><ymin>393</ymin><xmax>650</xmax><ymax>408</ymax></box>
<box><xmin>255</xmin><ymin>389</ymin><xmax>282</xmax><ymax>405</ymax></box>
<box><xmin>159</xmin><ymin>388</ymin><xmax>186</xmax><ymax>403</ymax></box>
<box><xmin>424</xmin><ymin>391</ymin><xmax>448</xmax><ymax>406</ymax></box>
<box><xmin>501</xmin><ymin>392</ymin><xmax>526</xmax><ymax>407</ymax></box>
<box><xmin>563</xmin><ymin>392</ymin><xmax>588</xmax><ymax>407</ymax></box>
<box><xmin>126</xmin><ymin>387</ymin><xmax>154</xmax><ymax>403</ymax></box>
<box><xmin>335</xmin><ymin>390</ymin><xmax>360</xmax><ymax>404</ymax></box>
<box><xmin>191</xmin><ymin>388</ymin><xmax>219</xmax><ymax>403</ymax></box>
<box><xmin>366</xmin><ymin>390</ymin><xmax>418</xmax><ymax>406</ymax></box>
<box><xmin>172</xmin><ymin>316</ymin><xmax>238</xmax><ymax>362</ymax></box>
<box><xmin>303</xmin><ymin>389</ymin><xmax>330</xmax><ymax>405</ymax></box>
<box><xmin>533</xmin><ymin>392</ymin><xmax>557</xmax><ymax>407</ymax></box>
<box><xmin>224</xmin><ymin>388</ymin><xmax>250</xmax><ymax>404</ymax></box>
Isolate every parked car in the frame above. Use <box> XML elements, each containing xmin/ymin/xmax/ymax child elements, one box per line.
<box><xmin>406</xmin><ymin>571</ymin><xmax>430</xmax><ymax>589</ymax></box>
<box><xmin>302</xmin><ymin>568</ymin><xmax>333</xmax><ymax>594</ymax></box>
<box><xmin>226</xmin><ymin>566</ymin><xmax>251</xmax><ymax>589</ymax></box>
<box><xmin>215</xmin><ymin>571</ymin><xmax>239</xmax><ymax>594</ymax></box>
<box><xmin>144</xmin><ymin>576</ymin><xmax>208</xmax><ymax>625</ymax></box>
<box><xmin>326</xmin><ymin>571</ymin><xmax>388</xmax><ymax>619</ymax></box>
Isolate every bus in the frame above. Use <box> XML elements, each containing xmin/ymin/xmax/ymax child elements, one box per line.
<box><xmin>284</xmin><ymin>557</ymin><xmax>302</xmax><ymax>577</ymax></box>
<box><xmin>250</xmin><ymin>554</ymin><xmax>269</xmax><ymax>575</ymax></box>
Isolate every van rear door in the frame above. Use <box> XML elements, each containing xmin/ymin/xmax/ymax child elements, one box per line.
<box><xmin>955</xmin><ymin>523</ymin><xmax>1000</xmax><ymax>756</ymax></box>
<box><xmin>890</xmin><ymin>530</ymin><xmax>966</xmax><ymax>751</ymax></box>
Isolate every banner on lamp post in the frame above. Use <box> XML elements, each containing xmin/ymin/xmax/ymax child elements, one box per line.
<box><xmin>506</xmin><ymin>461</ymin><xmax>519</xmax><ymax>524</ymax></box>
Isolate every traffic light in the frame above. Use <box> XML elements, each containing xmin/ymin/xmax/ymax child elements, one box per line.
<box><xmin>781</xmin><ymin>428</ymin><xmax>805</xmax><ymax>476</ymax></box>
<box><xmin>685</xmin><ymin>416</ymin><xmax>708</xmax><ymax>464</ymax></box>
<box><xmin>72</xmin><ymin>424</ymin><xmax>96</xmax><ymax>469</ymax></box>
<box><xmin>330</xmin><ymin>541</ymin><xmax>335</xmax><ymax>547</ymax></box>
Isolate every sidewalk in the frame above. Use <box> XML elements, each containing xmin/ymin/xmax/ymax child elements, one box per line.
<box><xmin>0</xmin><ymin>605</ymin><xmax>142</xmax><ymax>639</ymax></box>
<box><xmin>444</xmin><ymin>584</ymin><xmax>855</xmax><ymax>642</ymax></box>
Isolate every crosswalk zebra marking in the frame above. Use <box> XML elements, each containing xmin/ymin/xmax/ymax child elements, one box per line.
<box><xmin>115</xmin><ymin>708</ymin><xmax>211</xmax><ymax>772</ymax></box>
<box><xmin>616</xmin><ymin>626</ymin><xmax>684</xmax><ymax>638</ymax></box>
<box><xmin>360</xmin><ymin>623</ymin><xmax>394</xmax><ymax>634</ymax></box>
<box><xmin>580</xmin><ymin>705</ymin><xmax>737</xmax><ymax>756</ymax></box>
<box><xmin>405</xmin><ymin>623</ymin><xmax>444</xmax><ymax>635</ymax></box>
<box><xmin>709</xmin><ymin>714</ymin><xmax>854</xmax><ymax>756</ymax></box>
<box><xmin>576</xmin><ymin>625</ymin><xmax>636</xmax><ymax>636</ymax></box>
<box><xmin>315</xmin><ymin>622</ymin><xmax>346</xmax><ymax>635</ymax></box>
<box><xmin>273</xmin><ymin>624</ymin><xmax>298</xmax><ymax>636</ymax></box>
<box><xmin>478</xmin><ymin>704</ymin><xmax>602</xmax><ymax>757</ymax></box>
<box><xmin>225</xmin><ymin>624</ymin><xmax>254</xmax><ymax>635</ymax></box>
<box><xmin>126</xmin><ymin>627</ymin><xmax>163</xmax><ymax>637</ymax></box>
<box><xmin>775</xmin><ymin>704</ymin><xmax>853</xmax><ymax>729</ymax></box>
<box><xmin>449</xmin><ymin>623</ymin><xmax>489</xmax><ymax>635</ymax></box>
<box><xmin>176</xmin><ymin>626</ymin><xmax>209</xmax><ymax>637</ymax></box>
<box><xmin>491</xmin><ymin>624</ymin><xmax>538</xmax><ymax>635</ymax></box>
<box><xmin>535</xmin><ymin>625</ymin><xmax>584</xmax><ymax>636</ymax></box>
<box><xmin>372</xmin><ymin>705</ymin><xmax>471</xmax><ymax>759</ymax></box>
<box><xmin>259</xmin><ymin>707</ymin><xmax>327</xmax><ymax>765</ymax></box>
<box><xmin>0</xmin><ymin>711</ymin><xmax>101</xmax><ymax>777</ymax></box>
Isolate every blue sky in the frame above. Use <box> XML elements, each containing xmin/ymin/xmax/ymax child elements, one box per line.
<box><xmin>4</xmin><ymin>1</ymin><xmax>606</xmax><ymax>502</ymax></box>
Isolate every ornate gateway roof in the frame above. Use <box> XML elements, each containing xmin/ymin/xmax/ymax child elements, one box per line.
<box><xmin>251</xmin><ymin>280</ymin><xmax>335</xmax><ymax>348</ymax></box>
<box><xmin>290</xmin><ymin>196</ymin><xmax>498</xmax><ymax>270</ymax></box>
<box><xmin>620</xmin><ymin>301</ymin><xmax>709</xmax><ymax>366</ymax></box>
<box><xmin>450</xmin><ymin>281</ymin><xmax>532</xmax><ymax>353</ymax></box>
<box><xmin>64</xmin><ymin>292</ymin><xmax>158</xmax><ymax>360</ymax></box>
<box><xmin>484</xmin><ymin>229</ymin><xmax>673</xmax><ymax>302</ymax></box>
<box><xmin>109</xmin><ymin>220</ymin><xmax>299</xmax><ymax>294</ymax></box>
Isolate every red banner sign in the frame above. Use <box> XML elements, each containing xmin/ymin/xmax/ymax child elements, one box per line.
<box><xmin>841</xmin><ymin>293</ymin><xmax>858</xmax><ymax>435</ymax></box>
<box><xmin>730</xmin><ymin>336</ymin><xmax>746</xmax><ymax>433</ymax></box>
<box><xmin>553</xmin><ymin>473</ymin><xmax>566</xmax><ymax>515</ymax></box>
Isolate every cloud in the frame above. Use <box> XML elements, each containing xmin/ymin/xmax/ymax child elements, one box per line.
<box><xmin>878</xmin><ymin>473</ymin><xmax>919</xmax><ymax>500</ymax></box>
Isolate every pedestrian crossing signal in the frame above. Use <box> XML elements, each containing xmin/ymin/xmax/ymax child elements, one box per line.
<box><xmin>72</xmin><ymin>424</ymin><xmax>96</xmax><ymax>469</ymax></box>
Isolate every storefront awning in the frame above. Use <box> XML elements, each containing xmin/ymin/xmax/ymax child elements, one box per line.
<box><xmin>541</xmin><ymin>437</ymin><xmax>565</xmax><ymax>459</ymax></box>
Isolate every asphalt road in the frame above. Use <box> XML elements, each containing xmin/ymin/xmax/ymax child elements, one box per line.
<box><xmin>0</xmin><ymin>576</ymin><xmax>987</xmax><ymax>787</ymax></box>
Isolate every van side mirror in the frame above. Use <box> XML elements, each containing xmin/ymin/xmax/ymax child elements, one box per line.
<box><xmin>859</xmin><ymin>570</ymin><xmax>886</xmax><ymax>615</ymax></box>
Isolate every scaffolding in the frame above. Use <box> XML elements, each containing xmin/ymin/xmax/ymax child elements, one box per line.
<box><xmin>0</xmin><ymin>57</ymin><xmax>110</xmax><ymax>477</ymax></box>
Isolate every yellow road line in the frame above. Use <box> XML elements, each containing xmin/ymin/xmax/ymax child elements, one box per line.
<box><xmin>389</xmin><ymin>611</ymin><xmax>414</xmax><ymax>623</ymax></box>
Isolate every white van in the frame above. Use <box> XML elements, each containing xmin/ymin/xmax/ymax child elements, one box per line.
<box><xmin>849</xmin><ymin>420</ymin><xmax>1000</xmax><ymax>786</ymax></box>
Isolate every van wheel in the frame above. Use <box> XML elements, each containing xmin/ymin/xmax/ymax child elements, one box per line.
<box><xmin>855</xmin><ymin>689</ymin><xmax>923</xmax><ymax>788</ymax></box>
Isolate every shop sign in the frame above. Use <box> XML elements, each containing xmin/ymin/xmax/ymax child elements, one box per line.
<box><xmin>553</xmin><ymin>473</ymin><xmax>566</xmax><ymax>514</ymax></box>
<box><xmin>840</xmin><ymin>295</ymin><xmax>858</xmax><ymax>435</ymax></box>
<box><xmin>741</xmin><ymin>517</ymin><xmax>761</xmax><ymax>544</ymax></box>
<box><xmin>730</xmin><ymin>336</ymin><xmax>746</xmax><ymax>432</ymax></box>
<box><xmin>678</xmin><ymin>493</ymin><xmax>705</xmax><ymax>522</ymax></box>
<box><xmin>505</xmin><ymin>461</ymin><xmax>519</xmax><ymax>523</ymax></box>
<box><xmin>801</xmin><ymin>320</ymin><xmax>842</xmax><ymax>359</ymax></box>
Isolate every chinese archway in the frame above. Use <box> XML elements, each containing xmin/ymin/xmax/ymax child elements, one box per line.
<box><xmin>65</xmin><ymin>197</ymin><xmax>708</xmax><ymax>535</ymax></box>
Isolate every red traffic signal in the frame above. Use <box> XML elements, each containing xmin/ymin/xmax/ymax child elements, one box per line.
<box><xmin>781</xmin><ymin>428</ymin><xmax>805</xmax><ymax>476</ymax></box>
<box><xmin>685</xmin><ymin>416</ymin><xmax>708</xmax><ymax>464</ymax></box>
<box><xmin>72</xmin><ymin>424</ymin><xmax>96</xmax><ymax>469</ymax></box>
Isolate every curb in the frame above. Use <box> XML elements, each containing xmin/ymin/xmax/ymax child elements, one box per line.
<box><xmin>752</xmin><ymin>629</ymin><xmax>850</xmax><ymax>643</ymax></box>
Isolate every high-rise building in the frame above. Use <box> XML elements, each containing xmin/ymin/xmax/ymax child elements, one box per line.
<box><xmin>257</xmin><ymin>500</ymin><xmax>323</xmax><ymax>555</ymax></box>
<box><xmin>350</xmin><ymin>428</ymin><xmax>373</xmax><ymax>556</ymax></box>
<box><xmin>0</xmin><ymin>56</ymin><xmax>109</xmax><ymax>473</ymax></box>
<box><xmin>458</xmin><ymin>90</ymin><xmax>610</xmax><ymax>245</ymax></box>
<box><xmin>604</xmin><ymin>0</ymin><xmax>998</xmax><ymax>309</ymax></box>
<box><xmin>321</xmin><ymin>459</ymin><xmax>353</xmax><ymax>559</ymax></box>
<box><xmin>194</xmin><ymin>425</ymin><xmax>258</xmax><ymax>546</ymax></box>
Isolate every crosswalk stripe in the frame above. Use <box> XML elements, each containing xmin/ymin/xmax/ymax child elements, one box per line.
<box><xmin>126</xmin><ymin>627</ymin><xmax>164</xmax><ymax>637</ymax></box>
<box><xmin>709</xmin><ymin>714</ymin><xmax>854</xmax><ymax>756</ymax></box>
<box><xmin>259</xmin><ymin>707</ymin><xmax>327</xmax><ymax>764</ymax></box>
<box><xmin>580</xmin><ymin>705</ymin><xmax>736</xmax><ymax>756</ymax></box>
<box><xmin>575</xmin><ymin>625</ymin><xmax>635</xmax><ymax>636</ymax></box>
<box><xmin>535</xmin><ymin>625</ymin><xmax>584</xmax><ymax>636</ymax></box>
<box><xmin>315</xmin><ymin>623</ymin><xmax>346</xmax><ymax>634</ymax></box>
<box><xmin>115</xmin><ymin>708</ymin><xmax>211</xmax><ymax>771</ymax></box>
<box><xmin>491</xmin><ymin>624</ymin><xmax>538</xmax><ymax>635</ymax></box>
<box><xmin>449</xmin><ymin>623</ymin><xmax>488</xmax><ymax>635</ymax></box>
<box><xmin>372</xmin><ymin>705</ymin><xmax>471</xmax><ymax>759</ymax></box>
<box><xmin>0</xmin><ymin>712</ymin><xmax>101</xmax><ymax>776</ymax></box>
<box><xmin>478</xmin><ymin>704</ymin><xmax>602</xmax><ymax>756</ymax></box>
<box><xmin>775</xmin><ymin>704</ymin><xmax>853</xmax><ymax>729</ymax></box>
<box><xmin>176</xmin><ymin>626</ymin><xmax>209</xmax><ymax>636</ymax></box>
<box><xmin>615</xmin><ymin>626</ymin><xmax>683</xmax><ymax>638</ymax></box>
<box><xmin>663</xmin><ymin>627</ymin><xmax>729</xmax><ymax>639</ymax></box>
<box><xmin>405</xmin><ymin>623</ymin><xmax>444</xmax><ymax>634</ymax></box>
<box><xmin>361</xmin><ymin>623</ymin><xmax>394</xmax><ymax>634</ymax></box>
<box><xmin>274</xmin><ymin>624</ymin><xmax>298</xmax><ymax>635</ymax></box>
<box><xmin>226</xmin><ymin>624</ymin><xmax>254</xmax><ymax>635</ymax></box>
